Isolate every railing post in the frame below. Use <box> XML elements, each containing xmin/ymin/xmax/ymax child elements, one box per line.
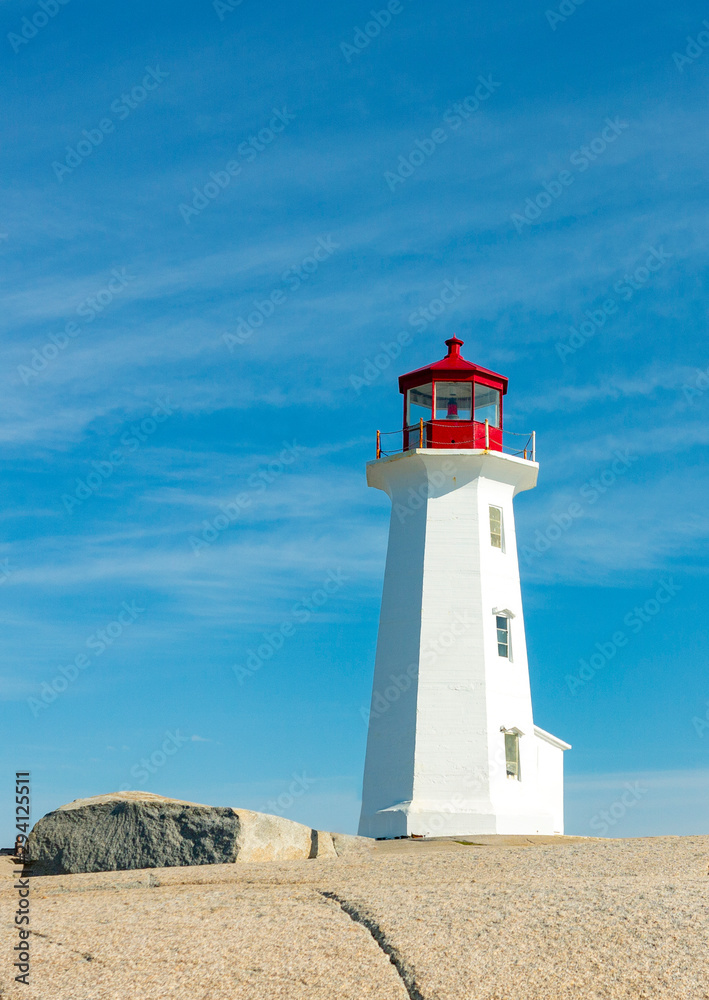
<box><xmin>376</xmin><ymin>429</ymin><xmax>381</xmax><ymax>460</ymax></box>
<box><xmin>485</xmin><ymin>418</ymin><xmax>489</xmax><ymax>451</ymax></box>
<box><xmin>532</xmin><ymin>431</ymin><xmax>536</xmax><ymax>462</ymax></box>
<box><xmin>419</xmin><ymin>418</ymin><xmax>424</xmax><ymax>448</ymax></box>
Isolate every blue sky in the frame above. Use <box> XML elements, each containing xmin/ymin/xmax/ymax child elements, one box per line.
<box><xmin>2</xmin><ymin>0</ymin><xmax>709</xmax><ymax>845</ymax></box>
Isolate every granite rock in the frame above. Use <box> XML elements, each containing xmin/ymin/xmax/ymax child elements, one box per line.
<box><xmin>26</xmin><ymin>791</ymin><xmax>335</xmax><ymax>875</ymax></box>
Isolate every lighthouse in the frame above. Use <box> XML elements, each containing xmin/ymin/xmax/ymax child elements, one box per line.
<box><xmin>359</xmin><ymin>337</ymin><xmax>570</xmax><ymax>839</ymax></box>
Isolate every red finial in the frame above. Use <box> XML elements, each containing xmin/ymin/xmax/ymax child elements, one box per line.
<box><xmin>445</xmin><ymin>336</ymin><xmax>463</xmax><ymax>358</ymax></box>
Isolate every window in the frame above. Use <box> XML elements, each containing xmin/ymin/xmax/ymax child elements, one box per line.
<box><xmin>407</xmin><ymin>383</ymin><xmax>433</xmax><ymax>425</ymax></box>
<box><xmin>496</xmin><ymin>615</ymin><xmax>509</xmax><ymax>658</ymax></box>
<box><xmin>489</xmin><ymin>506</ymin><xmax>503</xmax><ymax>548</ymax></box>
<box><xmin>474</xmin><ymin>384</ymin><xmax>501</xmax><ymax>427</ymax></box>
<box><xmin>434</xmin><ymin>382</ymin><xmax>472</xmax><ymax>421</ymax></box>
<box><xmin>505</xmin><ymin>732</ymin><xmax>521</xmax><ymax>780</ymax></box>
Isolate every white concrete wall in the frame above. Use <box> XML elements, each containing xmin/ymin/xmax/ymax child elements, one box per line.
<box><xmin>359</xmin><ymin>449</ymin><xmax>569</xmax><ymax>839</ymax></box>
<box><xmin>534</xmin><ymin>727</ymin><xmax>569</xmax><ymax>834</ymax></box>
<box><xmin>357</xmin><ymin>455</ymin><xmax>425</xmax><ymax>838</ymax></box>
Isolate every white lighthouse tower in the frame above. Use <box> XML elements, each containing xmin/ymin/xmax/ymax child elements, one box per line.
<box><xmin>359</xmin><ymin>337</ymin><xmax>570</xmax><ymax>840</ymax></box>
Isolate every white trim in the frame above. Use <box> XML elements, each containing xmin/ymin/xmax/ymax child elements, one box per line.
<box><xmin>534</xmin><ymin>725</ymin><xmax>571</xmax><ymax>751</ymax></box>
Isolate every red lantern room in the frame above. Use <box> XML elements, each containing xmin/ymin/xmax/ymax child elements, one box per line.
<box><xmin>398</xmin><ymin>337</ymin><xmax>507</xmax><ymax>451</ymax></box>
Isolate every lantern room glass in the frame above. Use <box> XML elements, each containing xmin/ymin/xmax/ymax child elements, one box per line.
<box><xmin>434</xmin><ymin>382</ymin><xmax>472</xmax><ymax>421</ymax></box>
<box><xmin>474</xmin><ymin>384</ymin><xmax>501</xmax><ymax>428</ymax></box>
<box><xmin>407</xmin><ymin>383</ymin><xmax>433</xmax><ymax>425</ymax></box>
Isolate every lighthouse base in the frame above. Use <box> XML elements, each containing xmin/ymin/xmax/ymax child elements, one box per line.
<box><xmin>360</xmin><ymin>801</ymin><xmax>561</xmax><ymax>840</ymax></box>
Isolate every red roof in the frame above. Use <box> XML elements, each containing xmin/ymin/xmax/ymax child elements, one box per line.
<box><xmin>398</xmin><ymin>338</ymin><xmax>508</xmax><ymax>394</ymax></box>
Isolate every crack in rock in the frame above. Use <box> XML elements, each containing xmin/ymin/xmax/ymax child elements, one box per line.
<box><xmin>27</xmin><ymin>929</ymin><xmax>102</xmax><ymax>964</ymax></box>
<box><xmin>319</xmin><ymin>891</ymin><xmax>427</xmax><ymax>1000</ymax></box>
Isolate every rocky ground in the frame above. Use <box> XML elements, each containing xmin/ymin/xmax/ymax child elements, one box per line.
<box><xmin>2</xmin><ymin>834</ymin><xmax>708</xmax><ymax>999</ymax></box>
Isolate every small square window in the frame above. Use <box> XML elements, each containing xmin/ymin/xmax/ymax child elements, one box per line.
<box><xmin>505</xmin><ymin>732</ymin><xmax>521</xmax><ymax>780</ymax></box>
<box><xmin>489</xmin><ymin>506</ymin><xmax>503</xmax><ymax>548</ymax></box>
<box><xmin>496</xmin><ymin>615</ymin><xmax>509</xmax><ymax>658</ymax></box>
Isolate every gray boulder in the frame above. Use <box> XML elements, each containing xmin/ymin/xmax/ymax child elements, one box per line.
<box><xmin>26</xmin><ymin>791</ymin><xmax>365</xmax><ymax>875</ymax></box>
<box><xmin>330</xmin><ymin>831</ymin><xmax>374</xmax><ymax>857</ymax></box>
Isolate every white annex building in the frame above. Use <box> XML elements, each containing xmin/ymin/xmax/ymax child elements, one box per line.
<box><xmin>359</xmin><ymin>337</ymin><xmax>570</xmax><ymax>839</ymax></box>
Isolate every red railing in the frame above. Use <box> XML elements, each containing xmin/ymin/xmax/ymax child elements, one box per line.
<box><xmin>376</xmin><ymin>420</ymin><xmax>536</xmax><ymax>461</ymax></box>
